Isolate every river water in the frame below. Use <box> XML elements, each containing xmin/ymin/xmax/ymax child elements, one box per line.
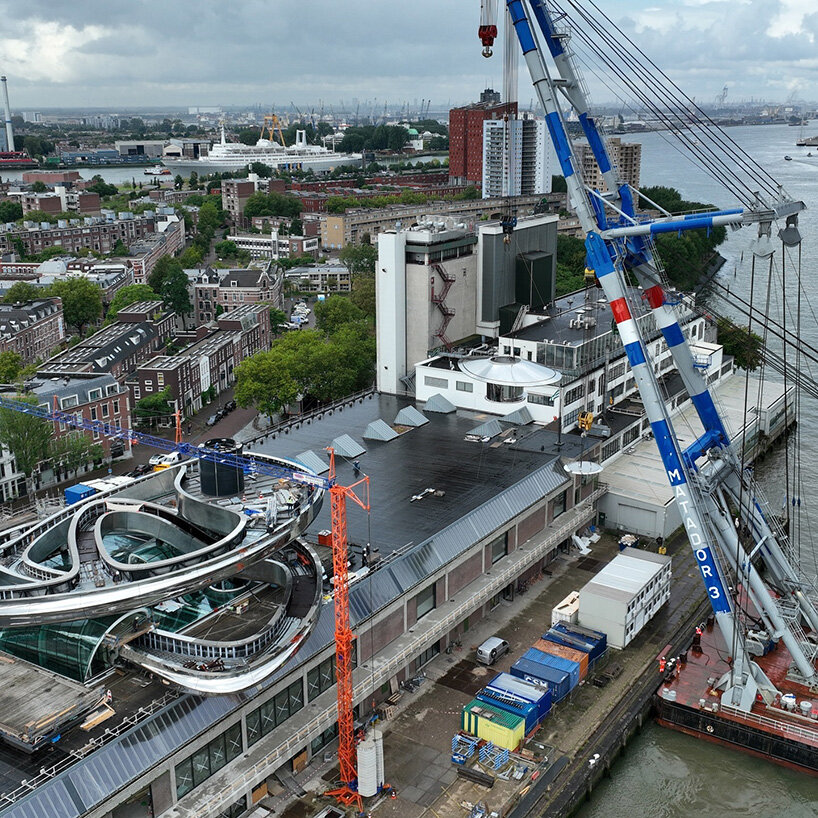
<box><xmin>576</xmin><ymin>124</ymin><xmax>818</xmax><ymax>817</ymax></box>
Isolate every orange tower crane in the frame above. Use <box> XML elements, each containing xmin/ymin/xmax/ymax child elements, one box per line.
<box><xmin>324</xmin><ymin>449</ymin><xmax>370</xmax><ymax>812</ymax></box>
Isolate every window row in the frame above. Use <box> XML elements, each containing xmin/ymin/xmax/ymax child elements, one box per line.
<box><xmin>175</xmin><ymin>721</ymin><xmax>242</xmax><ymax>799</ymax></box>
<box><xmin>247</xmin><ymin>680</ymin><xmax>305</xmax><ymax>746</ymax></box>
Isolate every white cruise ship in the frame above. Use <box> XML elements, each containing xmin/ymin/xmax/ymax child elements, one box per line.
<box><xmin>162</xmin><ymin>124</ymin><xmax>362</xmax><ymax>174</ymax></box>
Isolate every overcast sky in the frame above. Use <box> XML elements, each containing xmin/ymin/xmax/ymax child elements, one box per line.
<box><xmin>0</xmin><ymin>0</ymin><xmax>815</xmax><ymax>112</ymax></box>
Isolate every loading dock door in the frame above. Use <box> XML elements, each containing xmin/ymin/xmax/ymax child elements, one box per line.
<box><xmin>620</xmin><ymin>504</ymin><xmax>658</xmax><ymax>537</ymax></box>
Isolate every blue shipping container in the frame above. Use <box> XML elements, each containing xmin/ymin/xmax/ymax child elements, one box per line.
<box><xmin>486</xmin><ymin>673</ymin><xmax>552</xmax><ymax>723</ymax></box>
<box><xmin>552</xmin><ymin>622</ymin><xmax>608</xmax><ymax>662</ymax></box>
<box><xmin>476</xmin><ymin>691</ymin><xmax>539</xmax><ymax>734</ymax></box>
<box><xmin>510</xmin><ymin>658</ymin><xmax>571</xmax><ymax>703</ymax></box>
<box><xmin>64</xmin><ymin>484</ymin><xmax>96</xmax><ymax>505</ymax></box>
<box><xmin>523</xmin><ymin>647</ymin><xmax>580</xmax><ymax>691</ymax></box>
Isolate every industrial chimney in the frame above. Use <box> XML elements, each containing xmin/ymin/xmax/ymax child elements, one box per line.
<box><xmin>1</xmin><ymin>77</ymin><xmax>15</xmax><ymax>152</ymax></box>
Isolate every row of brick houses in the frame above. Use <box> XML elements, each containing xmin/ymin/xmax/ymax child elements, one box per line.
<box><xmin>45</xmin><ymin>301</ymin><xmax>176</xmax><ymax>381</ymax></box>
<box><xmin>192</xmin><ymin>263</ymin><xmax>280</xmax><ymax>325</ymax></box>
<box><xmin>0</xmin><ymin>212</ymin><xmax>158</xmax><ymax>257</ymax></box>
<box><xmin>129</xmin><ymin>214</ymin><xmax>185</xmax><ymax>284</ymax></box>
<box><xmin>0</xmin><ymin>299</ymin><xmax>65</xmax><ymax>364</ymax></box>
<box><xmin>129</xmin><ymin>304</ymin><xmax>272</xmax><ymax>416</ymax></box>
<box><xmin>29</xmin><ymin>371</ymin><xmax>132</xmax><ymax>461</ymax></box>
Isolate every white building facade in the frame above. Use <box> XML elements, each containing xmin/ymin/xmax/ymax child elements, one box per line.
<box><xmin>482</xmin><ymin>116</ymin><xmax>551</xmax><ymax>199</ymax></box>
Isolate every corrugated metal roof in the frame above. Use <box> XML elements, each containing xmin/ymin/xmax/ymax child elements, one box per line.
<box><xmin>363</xmin><ymin>419</ymin><xmax>399</xmax><ymax>442</ymax></box>
<box><xmin>424</xmin><ymin>393</ymin><xmax>456</xmax><ymax>414</ymax></box>
<box><xmin>464</xmin><ymin>698</ymin><xmax>523</xmax><ymax>729</ymax></box>
<box><xmin>394</xmin><ymin>406</ymin><xmax>428</xmax><ymax>427</ymax></box>
<box><xmin>269</xmin><ymin>458</ymin><xmax>568</xmax><ymax>685</ymax></box>
<box><xmin>294</xmin><ymin>450</ymin><xmax>329</xmax><ymax>475</ymax></box>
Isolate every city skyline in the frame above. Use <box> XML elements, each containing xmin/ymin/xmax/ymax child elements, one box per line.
<box><xmin>0</xmin><ymin>0</ymin><xmax>815</xmax><ymax>111</ymax></box>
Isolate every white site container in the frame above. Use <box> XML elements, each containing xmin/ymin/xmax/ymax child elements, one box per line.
<box><xmin>578</xmin><ymin>548</ymin><xmax>671</xmax><ymax>649</ymax></box>
<box><xmin>551</xmin><ymin>590</ymin><xmax>580</xmax><ymax>626</ymax></box>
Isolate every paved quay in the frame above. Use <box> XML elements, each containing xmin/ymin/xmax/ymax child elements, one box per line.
<box><xmin>269</xmin><ymin>529</ymin><xmax>706</xmax><ymax>818</ymax></box>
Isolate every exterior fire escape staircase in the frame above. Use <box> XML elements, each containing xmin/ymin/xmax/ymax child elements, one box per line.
<box><xmin>430</xmin><ymin>262</ymin><xmax>456</xmax><ymax>350</ymax></box>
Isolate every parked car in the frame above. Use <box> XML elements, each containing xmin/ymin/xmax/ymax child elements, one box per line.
<box><xmin>150</xmin><ymin>451</ymin><xmax>186</xmax><ymax>470</ymax></box>
<box><xmin>224</xmin><ymin>400</ymin><xmax>237</xmax><ymax>412</ymax></box>
<box><xmin>206</xmin><ymin>413</ymin><xmax>219</xmax><ymax>427</ymax></box>
<box><xmin>127</xmin><ymin>463</ymin><xmax>152</xmax><ymax>478</ymax></box>
<box><xmin>476</xmin><ymin>637</ymin><xmax>510</xmax><ymax>666</ymax></box>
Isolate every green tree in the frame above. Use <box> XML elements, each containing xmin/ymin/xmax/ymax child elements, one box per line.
<box><xmin>178</xmin><ymin>246</ymin><xmax>204</xmax><ymax>268</ymax></box>
<box><xmin>2</xmin><ymin>281</ymin><xmax>41</xmax><ymax>304</ymax></box>
<box><xmin>0</xmin><ymin>395</ymin><xmax>52</xmax><ymax>496</ymax></box>
<box><xmin>250</xmin><ymin>161</ymin><xmax>272</xmax><ymax>178</ymax></box>
<box><xmin>112</xmin><ymin>239</ymin><xmax>129</xmax><ymax>256</ymax></box>
<box><xmin>0</xmin><ymin>200</ymin><xmax>23</xmax><ymax>223</ymax></box>
<box><xmin>50</xmin><ymin>432</ymin><xmax>103</xmax><ymax>478</ymax></box>
<box><xmin>0</xmin><ymin>351</ymin><xmax>23</xmax><ymax>383</ymax></box>
<box><xmin>133</xmin><ymin>386</ymin><xmax>173</xmax><ymax>427</ymax></box>
<box><xmin>86</xmin><ymin>175</ymin><xmax>119</xmax><ymax>197</ymax></box>
<box><xmin>234</xmin><ymin>332</ymin><xmax>322</xmax><ymax>417</ymax></box>
<box><xmin>189</xmin><ymin>171</ymin><xmax>200</xmax><ymax>190</ymax></box>
<box><xmin>269</xmin><ymin>307</ymin><xmax>287</xmax><ymax>334</ymax></box>
<box><xmin>350</xmin><ymin>275</ymin><xmax>376</xmax><ymax>318</ymax></box>
<box><xmin>716</xmin><ymin>318</ymin><xmax>763</xmax><ymax>371</ymax></box>
<box><xmin>174</xmin><ymin>174</ymin><xmax>184</xmax><ymax>190</ymax></box>
<box><xmin>160</xmin><ymin>266</ymin><xmax>193</xmax><ymax>327</ymax></box>
<box><xmin>314</xmin><ymin>295</ymin><xmax>363</xmax><ymax>334</ymax></box>
<box><xmin>215</xmin><ymin>239</ymin><xmax>238</xmax><ymax>259</ymax></box>
<box><xmin>147</xmin><ymin>254</ymin><xmax>183</xmax><ymax>293</ymax></box>
<box><xmin>238</xmin><ymin>128</ymin><xmax>260</xmax><ymax>145</ymax></box>
<box><xmin>242</xmin><ymin>191</ymin><xmax>302</xmax><ymax>220</ymax></box>
<box><xmin>48</xmin><ymin>277</ymin><xmax>103</xmax><ymax>337</ymax></box>
<box><xmin>30</xmin><ymin>180</ymin><xmax>48</xmax><ymax>193</ymax></box>
<box><xmin>290</xmin><ymin>217</ymin><xmax>303</xmax><ymax>235</ymax></box>
<box><xmin>339</xmin><ymin>243</ymin><xmax>377</xmax><ymax>277</ymax></box>
<box><xmin>106</xmin><ymin>284</ymin><xmax>158</xmax><ymax>322</ymax></box>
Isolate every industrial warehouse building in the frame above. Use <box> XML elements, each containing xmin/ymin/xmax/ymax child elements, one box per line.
<box><xmin>0</xmin><ymin>395</ymin><xmax>602</xmax><ymax>818</ymax></box>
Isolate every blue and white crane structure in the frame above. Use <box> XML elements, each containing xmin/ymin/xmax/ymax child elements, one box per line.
<box><xmin>484</xmin><ymin>0</ymin><xmax>817</xmax><ymax>707</ymax></box>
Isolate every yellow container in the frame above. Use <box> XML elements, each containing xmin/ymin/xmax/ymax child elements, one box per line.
<box><xmin>461</xmin><ymin>699</ymin><xmax>525</xmax><ymax>750</ymax></box>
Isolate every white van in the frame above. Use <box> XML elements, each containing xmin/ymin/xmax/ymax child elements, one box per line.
<box><xmin>476</xmin><ymin>636</ymin><xmax>510</xmax><ymax>666</ymax></box>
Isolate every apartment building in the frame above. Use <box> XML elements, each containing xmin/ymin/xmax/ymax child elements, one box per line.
<box><xmin>227</xmin><ymin>231</ymin><xmax>319</xmax><ymax>260</ymax></box>
<box><xmin>29</xmin><ymin>371</ymin><xmax>132</xmax><ymax>460</ymax></box>
<box><xmin>285</xmin><ymin>263</ymin><xmax>351</xmax><ymax>294</ymax></box>
<box><xmin>0</xmin><ymin>298</ymin><xmax>65</xmax><ymax>364</ymax></box>
<box><xmin>45</xmin><ymin>301</ymin><xmax>175</xmax><ymax>382</ymax></box>
<box><xmin>128</xmin><ymin>215</ymin><xmax>185</xmax><ymax>284</ymax></box>
<box><xmin>0</xmin><ymin>213</ymin><xmax>156</xmax><ymax>257</ymax></box>
<box><xmin>20</xmin><ymin>189</ymin><xmax>101</xmax><ymax>216</ymax></box>
<box><xmin>320</xmin><ymin>194</ymin><xmax>544</xmax><ymax>249</ymax></box>
<box><xmin>449</xmin><ymin>96</ymin><xmax>517</xmax><ymax>185</ymax></box>
<box><xmin>574</xmin><ymin>137</ymin><xmax>642</xmax><ymax>191</ymax></box>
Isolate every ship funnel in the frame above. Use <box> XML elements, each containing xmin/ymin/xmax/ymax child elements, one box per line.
<box><xmin>1</xmin><ymin>76</ymin><xmax>14</xmax><ymax>152</ymax></box>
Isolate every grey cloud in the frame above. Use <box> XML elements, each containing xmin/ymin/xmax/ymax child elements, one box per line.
<box><xmin>0</xmin><ymin>0</ymin><xmax>814</xmax><ymax>108</ymax></box>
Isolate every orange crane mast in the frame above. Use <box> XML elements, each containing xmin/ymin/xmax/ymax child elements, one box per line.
<box><xmin>324</xmin><ymin>449</ymin><xmax>369</xmax><ymax>812</ymax></box>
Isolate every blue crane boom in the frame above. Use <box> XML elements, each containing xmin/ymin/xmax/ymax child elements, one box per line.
<box><xmin>0</xmin><ymin>393</ymin><xmax>333</xmax><ymax>491</ymax></box>
<box><xmin>489</xmin><ymin>0</ymin><xmax>817</xmax><ymax>706</ymax></box>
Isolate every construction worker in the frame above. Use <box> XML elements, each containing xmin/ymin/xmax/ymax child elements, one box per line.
<box><xmin>659</xmin><ymin>656</ymin><xmax>666</xmax><ymax>673</ymax></box>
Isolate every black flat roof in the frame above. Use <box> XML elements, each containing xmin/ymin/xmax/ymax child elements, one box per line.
<box><xmin>252</xmin><ymin>394</ymin><xmax>566</xmax><ymax>555</ymax></box>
